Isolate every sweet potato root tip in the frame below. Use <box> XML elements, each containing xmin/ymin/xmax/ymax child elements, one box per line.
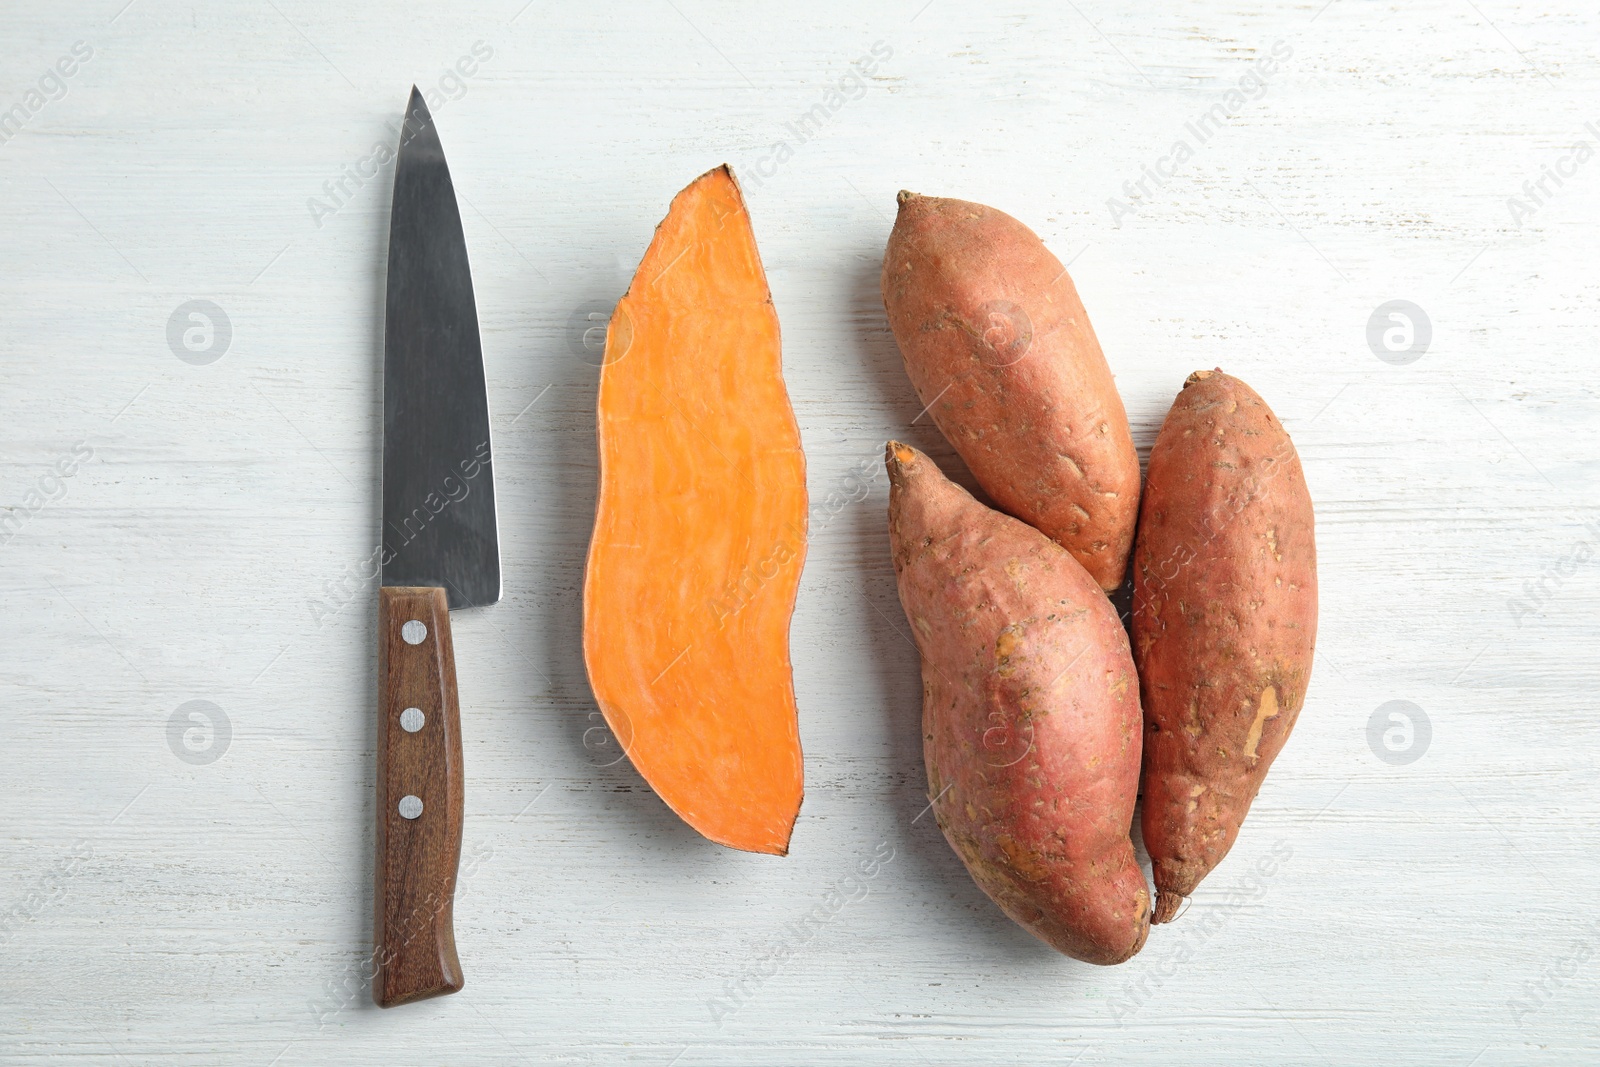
<box><xmin>1153</xmin><ymin>889</ymin><xmax>1183</xmax><ymax>925</ymax></box>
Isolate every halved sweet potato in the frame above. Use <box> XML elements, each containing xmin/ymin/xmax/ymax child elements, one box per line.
<box><xmin>583</xmin><ymin>166</ymin><xmax>807</xmax><ymax>855</ymax></box>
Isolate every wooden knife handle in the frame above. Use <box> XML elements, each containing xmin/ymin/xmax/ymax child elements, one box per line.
<box><xmin>373</xmin><ymin>586</ymin><xmax>464</xmax><ymax>1007</ymax></box>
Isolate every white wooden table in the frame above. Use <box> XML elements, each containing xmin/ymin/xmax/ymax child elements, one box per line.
<box><xmin>3</xmin><ymin>2</ymin><xmax>1596</xmax><ymax>1063</ymax></box>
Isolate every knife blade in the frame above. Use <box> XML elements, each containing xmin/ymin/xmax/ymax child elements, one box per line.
<box><xmin>373</xmin><ymin>85</ymin><xmax>500</xmax><ymax>1008</ymax></box>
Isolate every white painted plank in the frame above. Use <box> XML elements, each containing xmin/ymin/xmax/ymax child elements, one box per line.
<box><xmin>1</xmin><ymin>1</ymin><xmax>1596</xmax><ymax>1064</ymax></box>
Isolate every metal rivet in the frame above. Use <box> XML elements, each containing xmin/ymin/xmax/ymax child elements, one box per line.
<box><xmin>398</xmin><ymin>795</ymin><xmax>423</xmax><ymax>819</ymax></box>
<box><xmin>401</xmin><ymin>620</ymin><xmax>427</xmax><ymax>645</ymax></box>
<box><xmin>400</xmin><ymin>707</ymin><xmax>425</xmax><ymax>733</ymax></box>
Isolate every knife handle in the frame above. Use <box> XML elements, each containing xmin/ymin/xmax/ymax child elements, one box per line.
<box><xmin>373</xmin><ymin>586</ymin><xmax>465</xmax><ymax>1007</ymax></box>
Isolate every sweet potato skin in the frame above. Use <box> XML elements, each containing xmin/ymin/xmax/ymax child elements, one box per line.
<box><xmin>881</xmin><ymin>193</ymin><xmax>1139</xmax><ymax>590</ymax></box>
<box><xmin>887</xmin><ymin>442</ymin><xmax>1150</xmax><ymax>964</ymax></box>
<box><xmin>1132</xmin><ymin>370</ymin><xmax>1317</xmax><ymax>922</ymax></box>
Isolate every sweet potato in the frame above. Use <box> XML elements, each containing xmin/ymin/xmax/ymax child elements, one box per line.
<box><xmin>1132</xmin><ymin>370</ymin><xmax>1317</xmax><ymax>922</ymax></box>
<box><xmin>887</xmin><ymin>442</ymin><xmax>1150</xmax><ymax>964</ymax></box>
<box><xmin>881</xmin><ymin>193</ymin><xmax>1139</xmax><ymax>590</ymax></box>
<box><xmin>583</xmin><ymin>165</ymin><xmax>807</xmax><ymax>855</ymax></box>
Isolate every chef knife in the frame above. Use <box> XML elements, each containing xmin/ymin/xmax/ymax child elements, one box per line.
<box><xmin>373</xmin><ymin>86</ymin><xmax>500</xmax><ymax>1008</ymax></box>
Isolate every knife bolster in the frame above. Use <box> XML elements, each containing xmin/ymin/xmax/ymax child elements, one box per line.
<box><xmin>374</xmin><ymin>585</ymin><xmax>465</xmax><ymax>1006</ymax></box>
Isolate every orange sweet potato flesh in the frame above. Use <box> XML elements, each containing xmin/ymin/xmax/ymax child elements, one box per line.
<box><xmin>882</xmin><ymin>193</ymin><xmax>1140</xmax><ymax>590</ymax></box>
<box><xmin>888</xmin><ymin>442</ymin><xmax>1150</xmax><ymax>964</ymax></box>
<box><xmin>1133</xmin><ymin>370</ymin><xmax>1317</xmax><ymax>922</ymax></box>
<box><xmin>583</xmin><ymin>165</ymin><xmax>807</xmax><ymax>856</ymax></box>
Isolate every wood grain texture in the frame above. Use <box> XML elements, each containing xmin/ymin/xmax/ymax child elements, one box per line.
<box><xmin>373</xmin><ymin>586</ymin><xmax>464</xmax><ymax>1006</ymax></box>
<box><xmin>0</xmin><ymin>1</ymin><xmax>1597</xmax><ymax>1064</ymax></box>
